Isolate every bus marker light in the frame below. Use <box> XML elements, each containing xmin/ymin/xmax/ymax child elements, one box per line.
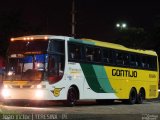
<box><xmin>11</xmin><ymin>38</ymin><xmax>14</xmax><ymax>41</ymax></box>
<box><xmin>44</xmin><ymin>36</ymin><xmax>48</xmax><ymax>40</ymax></box>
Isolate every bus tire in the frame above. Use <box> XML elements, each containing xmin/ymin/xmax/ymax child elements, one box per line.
<box><xmin>66</xmin><ymin>87</ymin><xmax>78</xmax><ymax>107</ymax></box>
<box><xmin>128</xmin><ymin>88</ymin><xmax>137</xmax><ymax>104</ymax></box>
<box><xmin>136</xmin><ymin>88</ymin><xmax>145</xmax><ymax>104</ymax></box>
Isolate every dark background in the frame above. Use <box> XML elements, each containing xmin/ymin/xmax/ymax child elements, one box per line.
<box><xmin>0</xmin><ymin>0</ymin><xmax>160</xmax><ymax>56</ymax></box>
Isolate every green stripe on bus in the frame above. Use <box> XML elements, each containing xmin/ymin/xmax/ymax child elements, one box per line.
<box><xmin>93</xmin><ymin>65</ymin><xmax>115</xmax><ymax>93</ymax></box>
<box><xmin>80</xmin><ymin>63</ymin><xmax>105</xmax><ymax>93</ymax></box>
<box><xmin>69</xmin><ymin>38</ymin><xmax>95</xmax><ymax>45</ymax></box>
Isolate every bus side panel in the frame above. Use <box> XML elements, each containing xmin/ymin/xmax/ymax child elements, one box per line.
<box><xmin>80</xmin><ymin>63</ymin><xmax>118</xmax><ymax>99</ymax></box>
<box><xmin>105</xmin><ymin>66</ymin><xmax>159</xmax><ymax>99</ymax></box>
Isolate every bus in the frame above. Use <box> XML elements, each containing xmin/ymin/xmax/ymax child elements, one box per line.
<box><xmin>2</xmin><ymin>35</ymin><xmax>159</xmax><ymax>106</ymax></box>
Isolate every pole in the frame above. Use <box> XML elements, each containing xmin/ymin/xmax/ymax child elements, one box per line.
<box><xmin>71</xmin><ymin>0</ymin><xmax>75</xmax><ymax>37</ymax></box>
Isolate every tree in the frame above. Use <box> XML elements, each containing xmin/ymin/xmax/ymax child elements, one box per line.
<box><xmin>151</xmin><ymin>15</ymin><xmax>160</xmax><ymax>53</ymax></box>
<box><xmin>113</xmin><ymin>27</ymin><xmax>148</xmax><ymax>49</ymax></box>
<box><xmin>0</xmin><ymin>9</ymin><xmax>42</xmax><ymax>56</ymax></box>
<box><xmin>0</xmin><ymin>9</ymin><xmax>25</xmax><ymax>56</ymax></box>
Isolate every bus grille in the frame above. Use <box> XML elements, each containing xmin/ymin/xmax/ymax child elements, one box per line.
<box><xmin>11</xmin><ymin>85</ymin><xmax>32</xmax><ymax>88</ymax></box>
<box><xmin>22</xmin><ymin>85</ymin><xmax>32</xmax><ymax>88</ymax></box>
<box><xmin>12</xmin><ymin>85</ymin><xmax>20</xmax><ymax>88</ymax></box>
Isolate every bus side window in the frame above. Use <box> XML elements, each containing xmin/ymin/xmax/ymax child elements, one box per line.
<box><xmin>150</xmin><ymin>57</ymin><xmax>157</xmax><ymax>70</ymax></box>
<box><xmin>68</xmin><ymin>43</ymin><xmax>75</xmax><ymax>59</ymax></box>
<box><xmin>141</xmin><ymin>56</ymin><xmax>149</xmax><ymax>69</ymax></box>
<box><xmin>123</xmin><ymin>54</ymin><xmax>129</xmax><ymax>66</ymax></box>
<box><xmin>68</xmin><ymin>43</ymin><xmax>81</xmax><ymax>61</ymax></box>
<box><xmin>135</xmin><ymin>55</ymin><xmax>141</xmax><ymax>68</ymax></box>
<box><xmin>149</xmin><ymin>57</ymin><xmax>157</xmax><ymax>70</ymax></box>
<box><xmin>85</xmin><ymin>47</ymin><xmax>94</xmax><ymax>62</ymax></box>
<box><xmin>102</xmin><ymin>49</ymin><xmax>113</xmax><ymax>64</ymax></box>
<box><xmin>115</xmin><ymin>52</ymin><xmax>124</xmax><ymax>65</ymax></box>
<box><xmin>93</xmin><ymin>48</ymin><xmax>102</xmax><ymax>62</ymax></box>
<box><xmin>130</xmin><ymin>54</ymin><xmax>137</xmax><ymax>67</ymax></box>
<box><xmin>75</xmin><ymin>48</ymin><xmax>81</xmax><ymax>59</ymax></box>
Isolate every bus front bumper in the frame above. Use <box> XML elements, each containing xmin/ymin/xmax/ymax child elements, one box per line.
<box><xmin>1</xmin><ymin>88</ymin><xmax>54</xmax><ymax>100</ymax></box>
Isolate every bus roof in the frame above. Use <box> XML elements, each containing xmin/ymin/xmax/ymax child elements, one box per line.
<box><xmin>69</xmin><ymin>38</ymin><xmax>157</xmax><ymax>56</ymax></box>
<box><xmin>10</xmin><ymin>35</ymin><xmax>157</xmax><ymax>56</ymax></box>
<box><xmin>10</xmin><ymin>35</ymin><xmax>71</xmax><ymax>41</ymax></box>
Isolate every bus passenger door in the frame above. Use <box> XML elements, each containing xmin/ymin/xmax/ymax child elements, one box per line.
<box><xmin>48</xmin><ymin>54</ymin><xmax>64</xmax><ymax>84</ymax></box>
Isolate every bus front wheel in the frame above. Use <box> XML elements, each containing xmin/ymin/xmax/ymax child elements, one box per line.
<box><xmin>66</xmin><ymin>87</ymin><xmax>78</xmax><ymax>107</ymax></box>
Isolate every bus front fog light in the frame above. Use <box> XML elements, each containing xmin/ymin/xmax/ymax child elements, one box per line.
<box><xmin>2</xmin><ymin>89</ymin><xmax>10</xmax><ymax>97</ymax></box>
<box><xmin>35</xmin><ymin>90</ymin><xmax>43</xmax><ymax>98</ymax></box>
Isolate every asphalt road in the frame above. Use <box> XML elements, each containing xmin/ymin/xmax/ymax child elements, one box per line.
<box><xmin>0</xmin><ymin>100</ymin><xmax>160</xmax><ymax>120</ymax></box>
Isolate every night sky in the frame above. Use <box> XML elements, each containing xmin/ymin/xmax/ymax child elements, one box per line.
<box><xmin>0</xmin><ymin>0</ymin><xmax>160</xmax><ymax>41</ymax></box>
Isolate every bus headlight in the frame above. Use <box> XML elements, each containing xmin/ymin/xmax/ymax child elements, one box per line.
<box><xmin>35</xmin><ymin>90</ymin><xmax>43</xmax><ymax>98</ymax></box>
<box><xmin>2</xmin><ymin>89</ymin><xmax>10</xmax><ymax>98</ymax></box>
<box><xmin>4</xmin><ymin>85</ymin><xmax>9</xmax><ymax>89</ymax></box>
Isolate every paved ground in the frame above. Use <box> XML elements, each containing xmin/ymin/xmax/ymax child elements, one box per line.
<box><xmin>0</xmin><ymin>99</ymin><xmax>160</xmax><ymax>120</ymax></box>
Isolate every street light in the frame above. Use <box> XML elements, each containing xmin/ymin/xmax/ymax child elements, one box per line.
<box><xmin>122</xmin><ymin>23</ymin><xmax>127</xmax><ymax>28</ymax></box>
<box><xmin>116</xmin><ymin>23</ymin><xmax>127</xmax><ymax>30</ymax></box>
<box><xmin>116</xmin><ymin>23</ymin><xmax>120</xmax><ymax>28</ymax></box>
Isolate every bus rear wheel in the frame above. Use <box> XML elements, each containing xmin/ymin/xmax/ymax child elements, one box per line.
<box><xmin>128</xmin><ymin>88</ymin><xmax>137</xmax><ymax>104</ymax></box>
<box><xmin>136</xmin><ymin>89</ymin><xmax>145</xmax><ymax>104</ymax></box>
<box><xmin>66</xmin><ymin>87</ymin><xmax>78</xmax><ymax>107</ymax></box>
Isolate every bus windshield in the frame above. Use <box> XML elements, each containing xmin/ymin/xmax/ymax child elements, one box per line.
<box><xmin>6</xmin><ymin>54</ymin><xmax>48</xmax><ymax>81</ymax></box>
<box><xmin>5</xmin><ymin>38</ymin><xmax>65</xmax><ymax>83</ymax></box>
<box><xmin>8</xmin><ymin>40</ymin><xmax>48</xmax><ymax>54</ymax></box>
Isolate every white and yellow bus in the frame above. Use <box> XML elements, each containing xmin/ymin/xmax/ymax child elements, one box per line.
<box><xmin>2</xmin><ymin>35</ymin><xmax>159</xmax><ymax>106</ymax></box>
